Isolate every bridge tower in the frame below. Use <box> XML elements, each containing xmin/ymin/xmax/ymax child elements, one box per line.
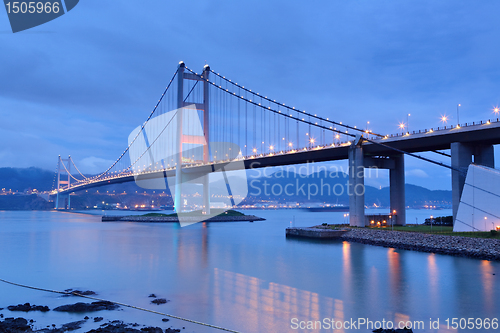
<box><xmin>55</xmin><ymin>155</ymin><xmax>72</xmax><ymax>210</ymax></box>
<box><xmin>175</xmin><ymin>62</ymin><xmax>211</xmax><ymax>214</ymax></box>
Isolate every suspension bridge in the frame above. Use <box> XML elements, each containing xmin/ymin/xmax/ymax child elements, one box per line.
<box><xmin>51</xmin><ymin>62</ymin><xmax>500</xmax><ymax>227</ymax></box>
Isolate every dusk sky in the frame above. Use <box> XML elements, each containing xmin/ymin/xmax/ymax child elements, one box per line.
<box><xmin>2</xmin><ymin>1</ymin><xmax>500</xmax><ymax>190</ymax></box>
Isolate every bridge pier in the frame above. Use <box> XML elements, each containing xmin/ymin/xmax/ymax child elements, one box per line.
<box><xmin>389</xmin><ymin>154</ymin><xmax>406</xmax><ymax>226</ymax></box>
<box><xmin>451</xmin><ymin>142</ymin><xmax>494</xmax><ymax>223</ymax></box>
<box><xmin>349</xmin><ymin>144</ymin><xmax>407</xmax><ymax>227</ymax></box>
<box><xmin>55</xmin><ymin>193</ymin><xmax>70</xmax><ymax>210</ymax></box>
<box><xmin>348</xmin><ymin>142</ymin><xmax>365</xmax><ymax>227</ymax></box>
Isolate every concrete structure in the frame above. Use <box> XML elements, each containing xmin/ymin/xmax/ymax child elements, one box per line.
<box><xmin>286</xmin><ymin>227</ymin><xmax>349</xmax><ymax>238</ymax></box>
<box><xmin>389</xmin><ymin>154</ymin><xmax>405</xmax><ymax>226</ymax></box>
<box><xmin>348</xmin><ymin>138</ymin><xmax>365</xmax><ymax>227</ymax></box>
<box><xmin>455</xmin><ymin>164</ymin><xmax>500</xmax><ymax>231</ymax></box>
<box><xmin>451</xmin><ymin>142</ymin><xmax>495</xmax><ymax>222</ymax></box>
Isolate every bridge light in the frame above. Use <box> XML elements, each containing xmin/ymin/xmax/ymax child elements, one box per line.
<box><xmin>440</xmin><ymin>115</ymin><xmax>448</xmax><ymax>123</ymax></box>
<box><xmin>494</xmin><ymin>107</ymin><xmax>500</xmax><ymax>114</ymax></box>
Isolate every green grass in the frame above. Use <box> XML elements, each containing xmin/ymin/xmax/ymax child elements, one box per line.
<box><xmin>140</xmin><ymin>209</ymin><xmax>245</xmax><ymax>218</ymax></box>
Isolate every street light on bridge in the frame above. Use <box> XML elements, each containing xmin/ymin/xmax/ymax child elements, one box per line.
<box><xmin>407</xmin><ymin>114</ymin><xmax>410</xmax><ymax>134</ymax></box>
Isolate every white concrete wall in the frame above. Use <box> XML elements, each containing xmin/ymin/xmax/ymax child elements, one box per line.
<box><xmin>454</xmin><ymin>164</ymin><xmax>500</xmax><ymax>231</ymax></box>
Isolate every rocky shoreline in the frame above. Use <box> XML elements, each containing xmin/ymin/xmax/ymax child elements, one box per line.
<box><xmin>0</xmin><ymin>292</ymin><xmax>184</xmax><ymax>333</ymax></box>
<box><xmin>0</xmin><ymin>317</ymin><xmax>182</xmax><ymax>333</ymax></box>
<box><xmin>340</xmin><ymin>228</ymin><xmax>500</xmax><ymax>261</ymax></box>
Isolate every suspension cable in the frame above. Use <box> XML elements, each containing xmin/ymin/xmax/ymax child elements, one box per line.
<box><xmin>207</xmin><ymin>68</ymin><xmax>385</xmax><ymax>138</ymax></box>
<box><xmin>186</xmin><ymin>66</ymin><xmax>462</xmax><ymax>173</ymax></box>
<box><xmin>92</xmin><ymin>69</ymin><xmax>178</xmax><ymax>181</ymax></box>
<box><xmin>58</xmin><ymin>159</ymin><xmax>83</xmax><ymax>183</ymax></box>
<box><xmin>69</xmin><ymin>157</ymin><xmax>88</xmax><ymax>180</ymax></box>
<box><xmin>184</xmin><ymin>81</ymin><xmax>199</xmax><ymax>102</ymax></box>
<box><xmin>123</xmin><ymin>109</ymin><xmax>179</xmax><ymax>174</ymax></box>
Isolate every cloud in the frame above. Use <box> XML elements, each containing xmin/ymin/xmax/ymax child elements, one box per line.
<box><xmin>78</xmin><ymin>156</ymin><xmax>115</xmax><ymax>174</ymax></box>
<box><xmin>405</xmin><ymin>169</ymin><xmax>429</xmax><ymax>178</ymax></box>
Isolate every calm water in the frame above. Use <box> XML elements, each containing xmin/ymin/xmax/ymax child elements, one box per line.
<box><xmin>0</xmin><ymin>209</ymin><xmax>498</xmax><ymax>333</ymax></box>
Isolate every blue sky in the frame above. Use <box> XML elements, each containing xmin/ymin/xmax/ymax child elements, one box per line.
<box><xmin>1</xmin><ymin>0</ymin><xmax>500</xmax><ymax>190</ymax></box>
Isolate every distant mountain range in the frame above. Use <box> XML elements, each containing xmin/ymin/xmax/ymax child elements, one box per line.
<box><xmin>0</xmin><ymin>167</ymin><xmax>55</xmax><ymax>192</ymax></box>
<box><xmin>244</xmin><ymin>169</ymin><xmax>451</xmax><ymax>207</ymax></box>
<box><xmin>0</xmin><ymin>167</ymin><xmax>451</xmax><ymax>209</ymax></box>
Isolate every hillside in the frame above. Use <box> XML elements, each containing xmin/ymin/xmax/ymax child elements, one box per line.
<box><xmin>0</xmin><ymin>167</ymin><xmax>55</xmax><ymax>192</ymax></box>
<box><xmin>0</xmin><ymin>167</ymin><xmax>451</xmax><ymax>209</ymax></box>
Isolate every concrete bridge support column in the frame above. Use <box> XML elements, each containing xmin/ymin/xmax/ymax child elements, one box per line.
<box><xmin>474</xmin><ymin>145</ymin><xmax>495</xmax><ymax>168</ymax></box>
<box><xmin>55</xmin><ymin>194</ymin><xmax>70</xmax><ymax>210</ymax></box>
<box><xmin>203</xmin><ymin>174</ymin><xmax>210</xmax><ymax>215</ymax></box>
<box><xmin>389</xmin><ymin>154</ymin><xmax>406</xmax><ymax>226</ymax></box>
<box><xmin>348</xmin><ymin>143</ymin><xmax>365</xmax><ymax>227</ymax></box>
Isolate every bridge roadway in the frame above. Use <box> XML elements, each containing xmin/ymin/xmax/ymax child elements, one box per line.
<box><xmin>61</xmin><ymin>119</ymin><xmax>500</xmax><ymax>193</ymax></box>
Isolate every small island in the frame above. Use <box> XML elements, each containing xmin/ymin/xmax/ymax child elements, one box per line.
<box><xmin>102</xmin><ymin>209</ymin><xmax>265</xmax><ymax>223</ymax></box>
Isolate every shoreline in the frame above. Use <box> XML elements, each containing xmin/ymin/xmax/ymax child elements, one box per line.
<box><xmin>340</xmin><ymin>228</ymin><xmax>500</xmax><ymax>261</ymax></box>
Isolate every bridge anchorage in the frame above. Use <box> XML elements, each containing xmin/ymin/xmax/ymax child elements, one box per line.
<box><xmin>52</xmin><ymin>61</ymin><xmax>500</xmax><ymax>229</ymax></box>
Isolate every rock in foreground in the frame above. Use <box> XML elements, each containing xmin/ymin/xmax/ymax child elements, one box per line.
<box><xmin>151</xmin><ymin>298</ymin><xmax>168</xmax><ymax>305</ymax></box>
<box><xmin>0</xmin><ymin>317</ymin><xmax>31</xmax><ymax>332</ymax></box>
<box><xmin>53</xmin><ymin>301</ymin><xmax>119</xmax><ymax>313</ymax></box>
<box><xmin>86</xmin><ymin>322</ymin><xmax>177</xmax><ymax>333</ymax></box>
<box><xmin>7</xmin><ymin>303</ymin><xmax>49</xmax><ymax>312</ymax></box>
